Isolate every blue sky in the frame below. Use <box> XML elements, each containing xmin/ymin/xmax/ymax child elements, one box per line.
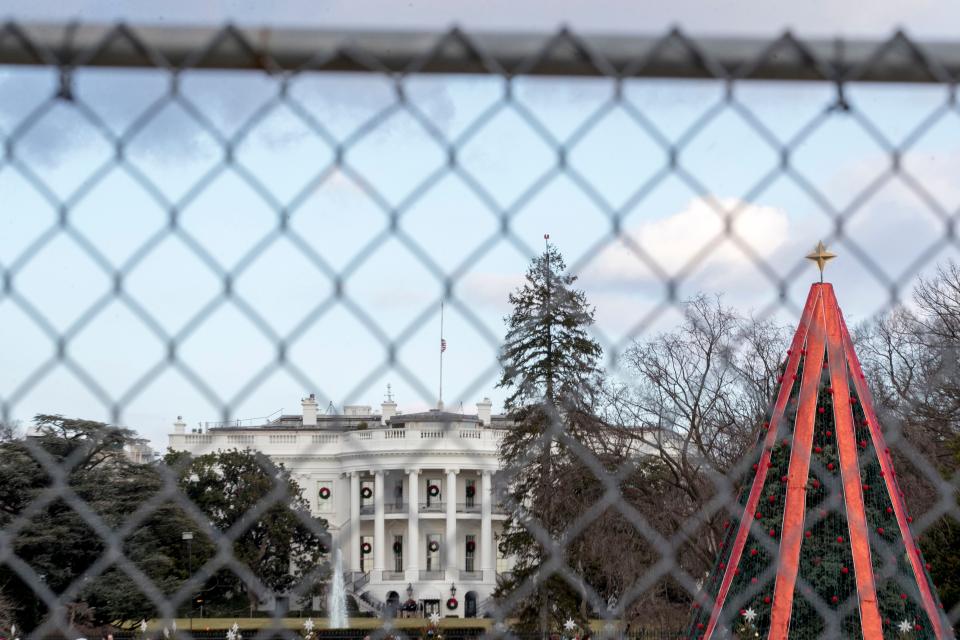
<box><xmin>2</xmin><ymin>2</ymin><xmax>959</xmax><ymax>449</ymax></box>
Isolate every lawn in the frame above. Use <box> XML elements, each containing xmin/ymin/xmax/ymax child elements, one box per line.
<box><xmin>143</xmin><ymin>618</ymin><xmax>494</xmax><ymax>631</ymax></box>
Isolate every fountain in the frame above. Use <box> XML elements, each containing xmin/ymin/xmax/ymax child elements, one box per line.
<box><xmin>328</xmin><ymin>548</ymin><xmax>349</xmax><ymax>629</ymax></box>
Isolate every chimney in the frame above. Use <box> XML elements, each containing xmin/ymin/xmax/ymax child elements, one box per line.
<box><xmin>302</xmin><ymin>394</ymin><xmax>318</xmax><ymax>427</ymax></box>
<box><xmin>477</xmin><ymin>397</ymin><xmax>492</xmax><ymax>426</ymax></box>
<box><xmin>173</xmin><ymin>416</ymin><xmax>186</xmax><ymax>434</ymax></box>
<box><xmin>382</xmin><ymin>399</ymin><xmax>397</xmax><ymax>424</ymax></box>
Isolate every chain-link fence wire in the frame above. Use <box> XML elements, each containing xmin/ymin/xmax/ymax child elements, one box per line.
<box><xmin>1</xmin><ymin>21</ymin><xmax>960</xmax><ymax>640</ymax></box>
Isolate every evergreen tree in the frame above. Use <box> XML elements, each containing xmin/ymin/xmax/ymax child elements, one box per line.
<box><xmin>498</xmin><ymin>243</ymin><xmax>602</xmax><ymax>410</ymax></box>
<box><xmin>494</xmin><ymin>243</ymin><xmax>605</xmax><ymax>630</ymax></box>
<box><xmin>0</xmin><ymin>415</ymin><xmax>203</xmax><ymax>631</ymax></box>
<box><xmin>0</xmin><ymin>417</ymin><xmax>329</xmax><ymax>631</ymax></box>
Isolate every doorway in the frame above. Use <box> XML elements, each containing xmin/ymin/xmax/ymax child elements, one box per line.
<box><xmin>422</xmin><ymin>599</ymin><xmax>441</xmax><ymax>618</ymax></box>
<box><xmin>386</xmin><ymin>591</ymin><xmax>400</xmax><ymax>618</ymax></box>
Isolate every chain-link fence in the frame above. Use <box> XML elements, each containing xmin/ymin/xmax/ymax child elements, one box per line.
<box><xmin>2</xmin><ymin>22</ymin><xmax>960</xmax><ymax>640</ymax></box>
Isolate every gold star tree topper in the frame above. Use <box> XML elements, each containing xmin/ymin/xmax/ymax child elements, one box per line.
<box><xmin>806</xmin><ymin>241</ymin><xmax>836</xmax><ymax>282</ymax></box>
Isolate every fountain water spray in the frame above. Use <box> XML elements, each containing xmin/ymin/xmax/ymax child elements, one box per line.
<box><xmin>328</xmin><ymin>548</ymin><xmax>349</xmax><ymax>628</ymax></box>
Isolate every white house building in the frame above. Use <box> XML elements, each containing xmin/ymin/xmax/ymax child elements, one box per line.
<box><xmin>168</xmin><ymin>394</ymin><xmax>513</xmax><ymax>618</ymax></box>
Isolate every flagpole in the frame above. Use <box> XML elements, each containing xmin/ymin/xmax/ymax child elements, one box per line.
<box><xmin>439</xmin><ymin>300</ymin><xmax>444</xmax><ymax>410</ymax></box>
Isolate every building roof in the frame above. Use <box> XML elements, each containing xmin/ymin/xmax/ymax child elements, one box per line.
<box><xmin>387</xmin><ymin>410</ymin><xmax>480</xmax><ymax>426</ymax></box>
<box><xmin>202</xmin><ymin>408</ymin><xmax>510</xmax><ymax>432</ymax></box>
<box><xmin>207</xmin><ymin>413</ymin><xmax>379</xmax><ymax>432</ymax></box>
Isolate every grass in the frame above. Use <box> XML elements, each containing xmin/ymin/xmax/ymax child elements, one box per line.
<box><xmin>142</xmin><ymin>618</ymin><xmax>631</xmax><ymax>634</ymax></box>
<box><xmin>143</xmin><ymin>618</ymin><xmax>494</xmax><ymax>631</ymax></box>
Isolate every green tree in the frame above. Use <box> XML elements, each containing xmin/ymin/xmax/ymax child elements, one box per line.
<box><xmin>164</xmin><ymin>448</ymin><xmax>329</xmax><ymax>616</ymax></box>
<box><xmin>494</xmin><ymin>243</ymin><xmax>607</xmax><ymax>630</ymax></box>
<box><xmin>498</xmin><ymin>243</ymin><xmax>603</xmax><ymax>409</ymax></box>
<box><xmin>0</xmin><ymin>417</ymin><xmax>328</xmax><ymax>632</ymax></box>
<box><xmin>0</xmin><ymin>415</ymin><xmax>201</xmax><ymax>632</ymax></box>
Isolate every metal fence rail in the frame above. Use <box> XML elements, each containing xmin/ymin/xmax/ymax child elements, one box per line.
<box><xmin>3</xmin><ymin>23</ymin><xmax>960</xmax><ymax>82</ymax></box>
<box><xmin>1</xmin><ymin>21</ymin><xmax>959</xmax><ymax>640</ymax></box>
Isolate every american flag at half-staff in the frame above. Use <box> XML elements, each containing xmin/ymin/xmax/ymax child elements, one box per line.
<box><xmin>438</xmin><ymin>301</ymin><xmax>446</xmax><ymax>408</ymax></box>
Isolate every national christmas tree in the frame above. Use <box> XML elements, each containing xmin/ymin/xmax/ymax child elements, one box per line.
<box><xmin>687</xmin><ymin>245</ymin><xmax>953</xmax><ymax>639</ymax></box>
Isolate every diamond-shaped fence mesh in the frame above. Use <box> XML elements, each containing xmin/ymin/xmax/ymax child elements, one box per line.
<box><xmin>1</xmin><ymin>22</ymin><xmax>960</xmax><ymax>640</ymax></box>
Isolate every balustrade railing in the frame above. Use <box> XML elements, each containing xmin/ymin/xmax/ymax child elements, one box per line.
<box><xmin>173</xmin><ymin>426</ymin><xmax>508</xmax><ymax>452</ymax></box>
<box><xmin>419</xmin><ymin>570</ymin><xmax>444</xmax><ymax>580</ymax></box>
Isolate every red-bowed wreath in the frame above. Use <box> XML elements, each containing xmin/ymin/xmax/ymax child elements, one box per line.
<box><xmin>428</xmin><ymin>540</ymin><xmax>440</xmax><ymax>552</ymax></box>
<box><xmin>393</xmin><ymin>541</ymin><xmax>403</xmax><ymax>553</ymax></box>
<box><xmin>446</xmin><ymin>597</ymin><xmax>458</xmax><ymax>610</ymax></box>
<box><xmin>465</xmin><ymin>485</ymin><xmax>476</xmax><ymax>498</ymax></box>
<box><xmin>465</xmin><ymin>540</ymin><xmax>476</xmax><ymax>553</ymax></box>
<box><xmin>318</xmin><ymin>487</ymin><xmax>331</xmax><ymax>500</ymax></box>
<box><xmin>361</xmin><ymin>542</ymin><xmax>372</xmax><ymax>554</ymax></box>
<box><xmin>428</xmin><ymin>484</ymin><xmax>441</xmax><ymax>498</ymax></box>
<box><xmin>361</xmin><ymin>486</ymin><xmax>373</xmax><ymax>499</ymax></box>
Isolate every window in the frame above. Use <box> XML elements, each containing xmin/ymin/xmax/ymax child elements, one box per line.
<box><xmin>361</xmin><ymin>479</ymin><xmax>373</xmax><ymax>508</ymax></box>
<box><xmin>465</xmin><ymin>478</ymin><xmax>476</xmax><ymax>508</ymax></box>
<box><xmin>464</xmin><ymin>534</ymin><xmax>476</xmax><ymax>571</ymax></box>
<box><xmin>360</xmin><ymin>535</ymin><xmax>373</xmax><ymax>572</ymax></box>
<box><xmin>423</xmin><ymin>600</ymin><xmax>440</xmax><ymax>617</ymax></box>
<box><xmin>393</xmin><ymin>478</ymin><xmax>403</xmax><ymax>508</ymax></box>
<box><xmin>316</xmin><ymin>480</ymin><xmax>334</xmax><ymax>513</ymax></box>
<box><xmin>393</xmin><ymin>534</ymin><xmax>403</xmax><ymax>572</ymax></box>
<box><xmin>426</xmin><ymin>533</ymin><xmax>441</xmax><ymax>571</ymax></box>
<box><xmin>425</xmin><ymin>477</ymin><xmax>442</xmax><ymax>508</ymax></box>
<box><xmin>496</xmin><ymin>534</ymin><xmax>510</xmax><ymax>574</ymax></box>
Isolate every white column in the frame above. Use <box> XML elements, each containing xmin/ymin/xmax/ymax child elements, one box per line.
<box><xmin>374</xmin><ymin>470</ymin><xmax>385</xmax><ymax>580</ymax></box>
<box><xmin>445</xmin><ymin>468</ymin><xmax>459</xmax><ymax>580</ymax></box>
<box><xmin>480</xmin><ymin>470</ymin><xmax>493</xmax><ymax>582</ymax></box>
<box><xmin>406</xmin><ymin>468</ymin><xmax>420</xmax><ymax>582</ymax></box>
<box><xmin>350</xmin><ymin>472</ymin><xmax>361</xmax><ymax>573</ymax></box>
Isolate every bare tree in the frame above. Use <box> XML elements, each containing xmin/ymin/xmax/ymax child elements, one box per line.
<box><xmin>619</xmin><ymin>295</ymin><xmax>788</xmax><ymax>571</ymax></box>
<box><xmin>854</xmin><ymin>262</ymin><xmax>960</xmax><ymax>624</ymax></box>
<box><xmin>0</xmin><ymin>420</ymin><xmax>20</xmax><ymax>443</ymax></box>
<box><xmin>857</xmin><ymin>262</ymin><xmax>960</xmax><ymax>475</ymax></box>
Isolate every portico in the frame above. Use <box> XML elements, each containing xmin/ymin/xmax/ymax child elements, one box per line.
<box><xmin>346</xmin><ymin>467</ymin><xmax>502</xmax><ymax>583</ymax></box>
<box><xmin>170</xmin><ymin>397</ymin><xmax>511</xmax><ymax>616</ymax></box>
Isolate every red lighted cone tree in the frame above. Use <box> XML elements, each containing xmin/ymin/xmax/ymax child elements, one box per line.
<box><xmin>687</xmin><ymin>282</ymin><xmax>952</xmax><ymax>639</ymax></box>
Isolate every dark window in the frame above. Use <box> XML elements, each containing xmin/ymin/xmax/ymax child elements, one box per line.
<box><xmin>465</xmin><ymin>534</ymin><xmax>476</xmax><ymax>571</ymax></box>
<box><xmin>394</xmin><ymin>534</ymin><xmax>403</xmax><ymax>572</ymax></box>
<box><xmin>465</xmin><ymin>479</ymin><xmax>476</xmax><ymax>508</ymax></box>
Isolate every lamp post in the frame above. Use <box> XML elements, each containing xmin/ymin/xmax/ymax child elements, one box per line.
<box><xmin>404</xmin><ymin>583</ymin><xmax>415</xmax><ymax>619</ymax></box>
<box><xmin>182</xmin><ymin>532</ymin><xmax>194</xmax><ymax>630</ymax></box>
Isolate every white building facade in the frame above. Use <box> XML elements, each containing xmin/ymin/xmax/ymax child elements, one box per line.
<box><xmin>168</xmin><ymin>395</ymin><xmax>512</xmax><ymax>618</ymax></box>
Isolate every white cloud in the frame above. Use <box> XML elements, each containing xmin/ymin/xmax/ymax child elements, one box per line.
<box><xmin>583</xmin><ymin>197</ymin><xmax>790</xmax><ymax>289</ymax></box>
